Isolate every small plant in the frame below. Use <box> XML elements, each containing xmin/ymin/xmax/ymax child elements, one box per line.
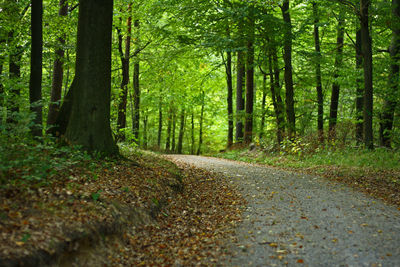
<box><xmin>91</xmin><ymin>190</ymin><xmax>102</xmax><ymax>201</ymax></box>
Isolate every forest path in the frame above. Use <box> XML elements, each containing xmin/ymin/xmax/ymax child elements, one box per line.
<box><xmin>166</xmin><ymin>155</ymin><xmax>400</xmax><ymax>266</ymax></box>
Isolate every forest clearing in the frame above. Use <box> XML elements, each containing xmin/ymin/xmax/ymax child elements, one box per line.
<box><xmin>1</xmin><ymin>0</ymin><xmax>400</xmax><ymax>265</ymax></box>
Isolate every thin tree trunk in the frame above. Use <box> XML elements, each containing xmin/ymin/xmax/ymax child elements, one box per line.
<box><xmin>133</xmin><ymin>19</ymin><xmax>140</xmax><ymax>144</ymax></box>
<box><xmin>273</xmin><ymin>48</ymin><xmax>285</xmax><ymax>144</ymax></box>
<box><xmin>313</xmin><ymin>2</ymin><xmax>324</xmax><ymax>141</ymax></box>
<box><xmin>29</xmin><ymin>0</ymin><xmax>43</xmax><ymax>137</ymax></box>
<box><xmin>177</xmin><ymin>108</ymin><xmax>185</xmax><ymax>154</ymax></box>
<box><xmin>244</xmin><ymin>6</ymin><xmax>255</xmax><ymax>144</ymax></box>
<box><xmin>360</xmin><ymin>0</ymin><xmax>374</xmax><ymax>149</ymax></box>
<box><xmin>329</xmin><ymin>9</ymin><xmax>345</xmax><ymax>139</ymax></box>
<box><xmin>157</xmin><ymin>90</ymin><xmax>163</xmax><ymax>148</ymax></box>
<box><xmin>47</xmin><ymin>0</ymin><xmax>68</xmax><ymax>128</ymax></box>
<box><xmin>143</xmin><ymin>112</ymin><xmax>148</xmax><ymax>149</ymax></box>
<box><xmin>172</xmin><ymin>111</ymin><xmax>176</xmax><ymax>152</ymax></box>
<box><xmin>8</xmin><ymin>31</ymin><xmax>22</xmax><ymax>115</ymax></box>
<box><xmin>236</xmin><ymin>51</ymin><xmax>245</xmax><ymax>142</ymax></box>
<box><xmin>355</xmin><ymin>28</ymin><xmax>364</xmax><ymax>144</ymax></box>
<box><xmin>259</xmin><ymin>73</ymin><xmax>267</xmax><ymax>140</ymax></box>
<box><xmin>381</xmin><ymin>0</ymin><xmax>400</xmax><ymax>148</ymax></box>
<box><xmin>281</xmin><ymin>0</ymin><xmax>295</xmax><ymax>139</ymax></box>
<box><xmin>166</xmin><ymin>105</ymin><xmax>172</xmax><ymax>152</ymax></box>
<box><xmin>224</xmin><ymin>51</ymin><xmax>234</xmax><ymax>148</ymax></box>
<box><xmin>191</xmin><ymin>112</ymin><xmax>195</xmax><ymax>154</ymax></box>
<box><xmin>116</xmin><ymin>4</ymin><xmax>132</xmax><ymax>142</ymax></box>
<box><xmin>197</xmin><ymin>90</ymin><xmax>205</xmax><ymax>155</ymax></box>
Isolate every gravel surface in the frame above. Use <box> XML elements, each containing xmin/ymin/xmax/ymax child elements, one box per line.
<box><xmin>168</xmin><ymin>155</ymin><xmax>400</xmax><ymax>267</ymax></box>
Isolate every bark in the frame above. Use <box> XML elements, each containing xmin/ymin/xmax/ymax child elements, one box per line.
<box><xmin>197</xmin><ymin>91</ymin><xmax>205</xmax><ymax>155</ymax></box>
<box><xmin>381</xmin><ymin>0</ymin><xmax>400</xmax><ymax>148</ymax></box>
<box><xmin>236</xmin><ymin>51</ymin><xmax>245</xmax><ymax>142</ymax></box>
<box><xmin>281</xmin><ymin>0</ymin><xmax>295</xmax><ymax>139</ymax></box>
<box><xmin>360</xmin><ymin>0</ymin><xmax>374</xmax><ymax>149</ymax></box>
<box><xmin>172</xmin><ymin>112</ymin><xmax>176</xmax><ymax>152</ymax></box>
<box><xmin>47</xmin><ymin>0</ymin><xmax>68</xmax><ymax>128</ymax></box>
<box><xmin>355</xmin><ymin>29</ymin><xmax>364</xmax><ymax>144</ymax></box>
<box><xmin>259</xmin><ymin>74</ymin><xmax>267</xmax><ymax>140</ymax></box>
<box><xmin>224</xmin><ymin>51</ymin><xmax>234</xmax><ymax>148</ymax></box>
<box><xmin>313</xmin><ymin>2</ymin><xmax>324</xmax><ymax>141</ymax></box>
<box><xmin>273</xmin><ymin>48</ymin><xmax>285</xmax><ymax>144</ymax></box>
<box><xmin>157</xmin><ymin>91</ymin><xmax>163</xmax><ymax>148</ymax></box>
<box><xmin>177</xmin><ymin>108</ymin><xmax>185</xmax><ymax>154</ymax></box>
<box><xmin>63</xmin><ymin>0</ymin><xmax>118</xmax><ymax>155</ymax></box>
<box><xmin>244</xmin><ymin>6</ymin><xmax>255</xmax><ymax>144</ymax></box>
<box><xmin>132</xmin><ymin>19</ymin><xmax>140</xmax><ymax>143</ymax></box>
<box><xmin>29</xmin><ymin>0</ymin><xmax>43</xmax><ymax>137</ymax></box>
<box><xmin>329</xmin><ymin>9</ymin><xmax>345</xmax><ymax>139</ymax></box>
<box><xmin>116</xmin><ymin>4</ymin><xmax>132</xmax><ymax>142</ymax></box>
<box><xmin>166</xmin><ymin>105</ymin><xmax>172</xmax><ymax>152</ymax></box>
<box><xmin>143</xmin><ymin>112</ymin><xmax>148</xmax><ymax>149</ymax></box>
<box><xmin>191</xmin><ymin>112</ymin><xmax>195</xmax><ymax>154</ymax></box>
<box><xmin>8</xmin><ymin>31</ymin><xmax>22</xmax><ymax>115</ymax></box>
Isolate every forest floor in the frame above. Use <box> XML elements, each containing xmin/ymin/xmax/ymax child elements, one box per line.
<box><xmin>168</xmin><ymin>154</ymin><xmax>400</xmax><ymax>266</ymax></box>
<box><xmin>0</xmin><ymin>149</ymin><xmax>243</xmax><ymax>266</ymax></box>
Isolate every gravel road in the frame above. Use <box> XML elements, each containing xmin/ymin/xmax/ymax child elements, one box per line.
<box><xmin>167</xmin><ymin>155</ymin><xmax>400</xmax><ymax>267</ymax></box>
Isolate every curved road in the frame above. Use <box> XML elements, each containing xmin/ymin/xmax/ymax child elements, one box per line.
<box><xmin>168</xmin><ymin>155</ymin><xmax>400</xmax><ymax>267</ymax></box>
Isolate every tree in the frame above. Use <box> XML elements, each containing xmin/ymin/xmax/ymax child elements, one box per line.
<box><xmin>360</xmin><ymin>0</ymin><xmax>374</xmax><ymax>149</ymax></box>
<box><xmin>132</xmin><ymin>19</ymin><xmax>140</xmax><ymax>143</ymax></box>
<box><xmin>244</xmin><ymin>5</ymin><xmax>255</xmax><ymax>144</ymax></box>
<box><xmin>313</xmin><ymin>2</ymin><xmax>324</xmax><ymax>141</ymax></box>
<box><xmin>328</xmin><ymin>8</ymin><xmax>345</xmax><ymax>139</ymax></box>
<box><xmin>223</xmin><ymin>48</ymin><xmax>233</xmax><ymax>148</ymax></box>
<box><xmin>281</xmin><ymin>0</ymin><xmax>295</xmax><ymax>139</ymax></box>
<box><xmin>59</xmin><ymin>0</ymin><xmax>118</xmax><ymax>155</ymax></box>
<box><xmin>381</xmin><ymin>0</ymin><xmax>400</xmax><ymax>148</ymax></box>
<box><xmin>29</xmin><ymin>0</ymin><xmax>43</xmax><ymax>137</ymax></box>
<box><xmin>47</xmin><ymin>0</ymin><xmax>68</xmax><ymax>128</ymax></box>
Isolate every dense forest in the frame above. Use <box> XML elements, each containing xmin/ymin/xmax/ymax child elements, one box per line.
<box><xmin>1</xmin><ymin>0</ymin><xmax>399</xmax><ymax>156</ymax></box>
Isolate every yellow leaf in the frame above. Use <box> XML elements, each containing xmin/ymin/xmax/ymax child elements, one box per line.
<box><xmin>15</xmin><ymin>241</ymin><xmax>25</xmax><ymax>246</ymax></box>
<box><xmin>269</xmin><ymin>243</ymin><xmax>278</xmax><ymax>247</ymax></box>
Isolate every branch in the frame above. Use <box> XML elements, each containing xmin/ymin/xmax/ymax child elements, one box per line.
<box><xmin>129</xmin><ymin>40</ymin><xmax>152</xmax><ymax>58</ymax></box>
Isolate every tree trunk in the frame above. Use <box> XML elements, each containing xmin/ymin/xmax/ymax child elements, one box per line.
<box><xmin>132</xmin><ymin>19</ymin><xmax>140</xmax><ymax>144</ymax></box>
<box><xmin>224</xmin><ymin>51</ymin><xmax>234</xmax><ymax>148</ymax></box>
<box><xmin>281</xmin><ymin>0</ymin><xmax>295</xmax><ymax>139</ymax></box>
<box><xmin>166</xmin><ymin>105</ymin><xmax>172</xmax><ymax>152</ymax></box>
<box><xmin>273</xmin><ymin>47</ymin><xmax>285</xmax><ymax>144</ymax></box>
<box><xmin>116</xmin><ymin>4</ymin><xmax>132</xmax><ymax>142</ymax></box>
<box><xmin>63</xmin><ymin>0</ymin><xmax>118</xmax><ymax>155</ymax></box>
<box><xmin>191</xmin><ymin>112</ymin><xmax>195</xmax><ymax>154</ymax></box>
<box><xmin>47</xmin><ymin>0</ymin><xmax>68</xmax><ymax>128</ymax></box>
<box><xmin>244</xmin><ymin>6</ymin><xmax>255</xmax><ymax>144</ymax></box>
<box><xmin>177</xmin><ymin>108</ymin><xmax>185</xmax><ymax>154</ymax></box>
<box><xmin>259</xmin><ymin>73</ymin><xmax>267</xmax><ymax>141</ymax></box>
<box><xmin>8</xmin><ymin>31</ymin><xmax>22</xmax><ymax>115</ymax></box>
<box><xmin>313</xmin><ymin>2</ymin><xmax>324</xmax><ymax>141</ymax></box>
<box><xmin>172</xmin><ymin>111</ymin><xmax>176</xmax><ymax>152</ymax></box>
<box><xmin>360</xmin><ymin>0</ymin><xmax>374</xmax><ymax>149</ymax></box>
<box><xmin>143</xmin><ymin>112</ymin><xmax>148</xmax><ymax>149</ymax></box>
<box><xmin>329</xmin><ymin>9</ymin><xmax>345</xmax><ymax>140</ymax></box>
<box><xmin>236</xmin><ymin>51</ymin><xmax>245</xmax><ymax>142</ymax></box>
<box><xmin>197</xmin><ymin>91</ymin><xmax>205</xmax><ymax>155</ymax></box>
<box><xmin>157</xmin><ymin>90</ymin><xmax>163</xmax><ymax>148</ymax></box>
<box><xmin>355</xmin><ymin>28</ymin><xmax>364</xmax><ymax>144</ymax></box>
<box><xmin>381</xmin><ymin>0</ymin><xmax>400</xmax><ymax>148</ymax></box>
<box><xmin>29</xmin><ymin>0</ymin><xmax>43</xmax><ymax>137</ymax></box>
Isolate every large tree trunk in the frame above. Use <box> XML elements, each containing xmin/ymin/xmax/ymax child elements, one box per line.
<box><xmin>328</xmin><ymin>9</ymin><xmax>345</xmax><ymax>139</ymax></box>
<box><xmin>281</xmin><ymin>0</ymin><xmax>295</xmax><ymax>139</ymax></box>
<box><xmin>381</xmin><ymin>0</ymin><xmax>400</xmax><ymax>148</ymax></box>
<box><xmin>177</xmin><ymin>108</ymin><xmax>185</xmax><ymax>154</ymax></box>
<box><xmin>360</xmin><ymin>0</ymin><xmax>374</xmax><ymax>149</ymax></box>
<box><xmin>313</xmin><ymin>2</ymin><xmax>324</xmax><ymax>141</ymax></box>
<box><xmin>29</xmin><ymin>0</ymin><xmax>43</xmax><ymax>137</ymax></box>
<box><xmin>244</xmin><ymin>6</ymin><xmax>255</xmax><ymax>144</ymax></box>
<box><xmin>116</xmin><ymin>4</ymin><xmax>132</xmax><ymax>142</ymax></box>
<box><xmin>47</xmin><ymin>0</ymin><xmax>68</xmax><ymax>128</ymax></box>
<box><xmin>132</xmin><ymin>19</ymin><xmax>140</xmax><ymax>144</ymax></box>
<box><xmin>236</xmin><ymin>50</ymin><xmax>245</xmax><ymax>142</ymax></box>
<box><xmin>63</xmin><ymin>0</ymin><xmax>118</xmax><ymax>155</ymax></box>
<box><xmin>224</xmin><ymin>51</ymin><xmax>234</xmax><ymax>148</ymax></box>
<box><xmin>355</xmin><ymin>28</ymin><xmax>364</xmax><ymax>144</ymax></box>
